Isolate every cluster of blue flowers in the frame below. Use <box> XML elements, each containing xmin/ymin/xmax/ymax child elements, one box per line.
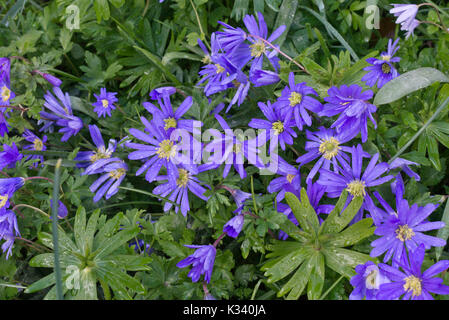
<box><xmin>0</xmin><ymin>4</ymin><xmax>448</xmax><ymax>300</ymax></box>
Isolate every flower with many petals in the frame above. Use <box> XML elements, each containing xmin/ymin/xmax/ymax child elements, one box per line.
<box><xmin>349</xmin><ymin>261</ymin><xmax>391</xmax><ymax>300</ymax></box>
<box><xmin>92</xmin><ymin>88</ymin><xmax>118</xmax><ymax>118</ymax></box>
<box><xmin>177</xmin><ymin>244</ymin><xmax>217</xmax><ymax>283</ymax></box>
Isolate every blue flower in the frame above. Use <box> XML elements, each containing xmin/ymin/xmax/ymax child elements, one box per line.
<box><xmin>317</xmin><ymin>144</ymin><xmax>393</xmax><ymax>222</ymax></box>
<box><xmin>0</xmin><ymin>143</ymin><xmax>23</xmax><ymax>171</ymax></box>
<box><xmin>50</xmin><ymin>200</ymin><xmax>68</xmax><ymax>219</ymax></box>
<box><xmin>267</xmin><ymin>157</ymin><xmax>300</xmax><ymax>202</ymax></box>
<box><xmin>319</xmin><ymin>84</ymin><xmax>376</xmax><ymax>143</ymax></box>
<box><xmin>248</xmin><ymin>100</ymin><xmax>297</xmax><ymax>151</ymax></box>
<box><xmin>88</xmin><ymin>160</ymin><xmax>128</xmax><ymax>202</ymax></box>
<box><xmin>39</xmin><ymin>87</ymin><xmax>83</xmax><ymax>141</ymax></box>
<box><xmin>378</xmin><ymin>244</ymin><xmax>449</xmax><ymax>300</ymax></box>
<box><xmin>22</xmin><ymin>130</ymin><xmax>47</xmax><ymax>168</ymax></box>
<box><xmin>390</xmin><ymin>4</ymin><xmax>420</xmax><ymax>39</ymax></box>
<box><xmin>349</xmin><ymin>261</ymin><xmax>391</xmax><ymax>300</ymax></box>
<box><xmin>223</xmin><ymin>214</ymin><xmax>244</xmax><ymax>238</ymax></box>
<box><xmin>204</xmin><ymin>114</ymin><xmax>264</xmax><ymax>179</ymax></box>
<box><xmin>143</xmin><ymin>93</ymin><xmax>196</xmax><ymax>133</ymax></box>
<box><xmin>75</xmin><ymin>124</ymin><xmax>116</xmax><ymax>172</ymax></box>
<box><xmin>249</xmin><ymin>69</ymin><xmax>280</xmax><ymax>87</ymax></box>
<box><xmin>275</xmin><ymin>72</ymin><xmax>322</xmax><ymax>131</ymax></box>
<box><xmin>362</xmin><ymin>38</ymin><xmax>401</xmax><ymax>89</ymax></box>
<box><xmin>389</xmin><ymin>157</ymin><xmax>420</xmax><ymax>181</ymax></box>
<box><xmin>92</xmin><ymin>88</ymin><xmax>118</xmax><ymax>118</ymax></box>
<box><xmin>296</xmin><ymin>126</ymin><xmax>354</xmax><ymax>181</ymax></box>
<box><xmin>152</xmin><ymin>165</ymin><xmax>209</xmax><ymax>216</ymax></box>
<box><xmin>0</xmin><ymin>210</ymin><xmax>20</xmax><ymax>259</ymax></box>
<box><xmin>177</xmin><ymin>244</ymin><xmax>217</xmax><ymax>283</ymax></box>
<box><xmin>0</xmin><ymin>177</ymin><xmax>25</xmax><ymax>213</ymax></box>
<box><xmin>370</xmin><ymin>175</ymin><xmax>445</xmax><ymax>266</ymax></box>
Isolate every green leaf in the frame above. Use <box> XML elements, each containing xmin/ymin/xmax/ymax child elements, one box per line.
<box><xmin>285</xmin><ymin>190</ymin><xmax>319</xmax><ymax>234</ymax></box>
<box><xmin>374</xmin><ymin>68</ymin><xmax>449</xmax><ymax>105</ymax></box>
<box><xmin>320</xmin><ymin>191</ymin><xmax>363</xmax><ymax>234</ymax></box>
<box><xmin>298</xmin><ymin>6</ymin><xmax>359</xmax><ymax>61</ymax></box>
<box><xmin>436</xmin><ymin>199</ymin><xmax>449</xmax><ymax>261</ymax></box>
<box><xmin>93</xmin><ymin>227</ymin><xmax>140</xmax><ymax>260</ymax></box>
<box><xmin>158</xmin><ymin>240</ymin><xmax>188</xmax><ymax>258</ymax></box>
<box><xmin>426</xmin><ymin>134</ymin><xmax>441</xmax><ymax>170</ymax></box>
<box><xmin>307</xmin><ymin>253</ymin><xmax>325</xmax><ymax>300</ymax></box>
<box><xmin>278</xmin><ymin>256</ymin><xmax>314</xmax><ymax>299</ymax></box>
<box><xmin>133</xmin><ymin>46</ymin><xmax>182</xmax><ymax>87</ymax></box>
<box><xmin>74</xmin><ymin>268</ymin><xmax>97</xmax><ymax>300</ymax></box>
<box><xmin>74</xmin><ymin>207</ymin><xmax>87</xmax><ymax>253</ymax></box>
<box><xmin>323</xmin><ymin>247</ymin><xmax>373</xmax><ymax>278</ymax></box>
<box><xmin>273</xmin><ymin>0</ymin><xmax>298</xmax><ymax>48</ymax></box>
<box><xmin>263</xmin><ymin>247</ymin><xmax>310</xmax><ymax>283</ymax></box>
<box><xmin>93</xmin><ymin>0</ymin><xmax>110</xmax><ymax>22</ymax></box>
<box><xmin>25</xmin><ymin>273</ymin><xmax>55</xmax><ymax>294</ymax></box>
<box><xmin>327</xmin><ymin>218</ymin><xmax>375</xmax><ymax>248</ymax></box>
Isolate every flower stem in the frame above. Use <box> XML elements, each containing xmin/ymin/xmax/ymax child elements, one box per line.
<box><xmin>12</xmin><ymin>203</ymin><xmax>50</xmax><ymax>219</ymax></box>
<box><xmin>389</xmin><ymin>97</ymin><xmax>449</xmax><ymax>164</ymax></box>
<box><xmin>247</xmin><ymin>33</ymin><xmax>309</xmax><ymax>74</ymax></box>
<box><xmin>52</xmin><ymin>159</ymin><xmax>63</xmax><ymax>300</ymax></box>
<box><xmin>420</xmin><ymin>2</ymin><xmax>447</xmax><ymax>30</ymax></box>
<box><xmin>24</xmin><ymin>176</ymin><xmax>54</xmax><ymax>183</ymax></box>
<box><xmin>213</xmin><ymin>232</ymin><xmax>226</xmax><ymax>248</ymax></box>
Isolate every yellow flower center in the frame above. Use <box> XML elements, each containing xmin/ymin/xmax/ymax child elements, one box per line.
<box><xmin>289</xmin><ymin>92</ymin><xmax>303</xmax><ymax>107</ymax></box>
<box><xmin>156</xmin><ymin>139</ymin><xmax>177</xmax><ymax>160</ymax></box>
<box><xmin>318</xmin><ymin>137</ymin><xmax>341</xmax><ymax>160</ymax></box>
<box><xmin>286</xmin><ymin>174</ymin><xmax>295</xmax><ymax>183</ymax></box>
<box><xmin>382</xmin><ymin>63</ymin><xmax>391</xmax><ymax>74</ymax></box>
<box><xmin>250</xmin><ymin>41</ymin><xmax>266</xmax><ymax>57</ymax></box>
<box><xmin>202</xmin><ymin>55</ymin><xmax>212</xmax><ymax>64</ymax></box>
<box><xmin>381</xmin><ymin>55</ymin><xmax>391</xmax><ymax>61</ymax></box>
<box><xmin>164</xmin><ymin>117</ymin><xmax>177</xmax><ymax>130</ymax></box>
<box><xmin>1</xmin><ymin>86</ymin><xmax>11</xmax><ymax>102</ymax></box>
<box><xmin>395</xmin><ymin>224</ymin><xmax>415</xmax><ymax>242</ymax></box>
<box><xmin>90</xmin><ymin>147</ymin><xmax>111</xmax><ymax>163</ymax></box>
<box><xmin>403</xmin><ymin>275</ymin><xmax>422</xmax><ymax>297</ymax></box>
<box><xmin>233</xmin><ymin>143</ymin><xmax>242</xmax><ymax>154</ymax></box>
<box><xmin>346</xmin><ymin>179</ymin><xmax>366</xmax><ymax>197</ymax></box>
<box><xmin>176</xmin><ymin>169</ymin><xmax>190</xmax><ymax>188</ymax></box>
<box><xmin>109</xmin><ymin>168</ymin><xmax>126</xmax><ymax>180</ymax></box>
<box><xmin>33</xmin><ymin>139</ymin><xmax>43</xmax><ymax>151</ymax></box>
<box><xmin>215</xmin><ymin>64</ymin><xmax>225</xmax><ymax>74</ymax></box>
<box><xmin>101</xmin><ymin>99</ymin><xmax>109</xmax><ymax>108</ymax></box>
<box><xmin>272</xmin><ymin>121</ymin><xmax>284</xmax><ymax>135</ymax></box>
<box><xmin>0</xmin><ymin>194</ymin><xmax>8</xmax><ymax>208</ymax></box>
<box><xmin>365</xmin><ymin>269</ymin><xmax>379</xmax><ymax>289</ymax></box>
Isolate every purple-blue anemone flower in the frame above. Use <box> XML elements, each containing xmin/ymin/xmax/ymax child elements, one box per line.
<box><xmin>243</xmin><ymin>12</ymin><xmax>285</xmax><ymax>72</ymax></box>
<box><xmin>248</xmin><ymin>100</ymin><xmax>297</xmax><ymax>151</ymax></box>
<box><xmin>0</xmin><ymin>81</ymin><xmax>14</xmax><ymax>106</ymax></box>
<box><xmin>88</xmin><ymin>160</ymin><xmax>127</xmax><ymax>202</ymax></box>
<box><xmin>349</xmin><ymin>261</ymin><xmax>391</xmax><ymax>300</ymax></box>
<box><xmin>152</xmin><ymin>165</ymin><xmax>209</xmax><ymax>216</ymax></box>
<box><xmin>377</xmin><ymin>244</ymin><xmax>449</xmax><ymax>300</ymax></box>
<box><xmin>0</xmin><ymin>58</ymin><xmax>11</xmax><ymax>85</ymax></box>
<box><xmin>129</xmin><ymin>239</ymin><xmax>152</xmax><ymax>255</ymax></box>
<box><xmin>149</xmin><ymin>86</ymin><xmax>176</xmax><ymax>101</ymax></box>
<box><xmin>0</xmin><ymin>210</ymin><xmax>20</xmax><ymax>259</ymax></box>
<box><xmin>0</xmin><ymin>177</ymin><xmax>25</xmax><ymax>213</ymax></box>
<box><xmin>317</xmin><ymin>144</ymin><xmax>393</xmax><ymax>222</ymax></box>
<box><xmin>362</xmin><ymin>38</ymin><xmax>400</xmax><ymax>89</ymax></box>
<box><xmin>267</xmin><ymin>157</ymin><xmax>300</xmax><ymax>202</ymax></box>
<box><xmin>92</xmin><ymin>88</ymin><xmax>118</xmax><ymax>118</ymax></box>
<box><xmin>370</xmin><ymin>177</ymin><xmax>445</xmax><ymax>266</ymax></box>
<box><xmin>74</xmin><ymin>124</ymin><xmax>116</xmax><ymax>172</ymax></box>
<box><xmin>204</xmin><ymin>114</ymin><xmax>264</xmax><ymax>179</ymax></box>
<box><xmin>177</xmin><ymin>244</ymin><xmax>217</xmax><ymax>283</ymax></box>
<box><xmin>275</xmin><ymin>72</ymin><xmax>322</xmax><ymax>131</ymax></box>
<box><xmin>39</xmin><ymin>87</ymin><xmax>83</xmax><ymax>142</ymax></box>
<box><xmin>127</xmin><ymin>116</ymin><xmax>195</xmax><ymax>186</ymax></box>
<box><xmin>223</xmin><ymin>213</ymin><xmax>245</xmax><ymax>238</ymax></box>
<box><xmin>0</xmin><ymin>143</ymin><xmax>23</xmax><ymax>171</ymax></box>
<box><xmin>296</xmin><ymin>126</ymin><xmax>355</xmax><ymax>181</ymax></box>
<box><xmin>0</xmin><ymin>112</ymin><xmax>9</xmax><ymax>137</ymax></box>
<box><xmin>223</xmin><ymin>187</ymin><xmax>252</xmax><ymax>213</ymax></box>
<box><xmin>389</xmin><ymin>157</ymin><xmax>420</xmax><ymax>181</ymax></box>
<box><xmin>143</xmin><ymin>94</ymin><xmax>196</xmax><ymax>133</ymax></box>
<box><xmin>50</xmin><ymin>200</ymin><xmax>68</xmax><ymax>219</ymax></box>
<box><xmin>249</xmin><ymin>69</ymin><xmax>280</xmax><ymax>87</ymax></box>
<box><xmin>22</xmin><ymin>130</ymin><xmax>47</xmax><ymax>168</ymax></box>
<box><xmin>216</xmin><ymin>21</ymin><xmax>247</xmax><ymax>54</ymax></box>
<box><xmin>319</xmin><ymin>84</ymin><xmax>377</xmax><ymax>143</ymax></box>
<box><xmin>390</xmin><ymin>4</ymin><xmax>419</xmax><ymax>39</ymax></box>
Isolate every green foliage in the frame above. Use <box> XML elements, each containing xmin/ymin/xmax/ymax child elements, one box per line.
<box><xmin>262</xmin><ymin>190</ymin><xmax>375</xmax><ymax>299</ymax></box>
<box><xmin>25</xmin><ymin>208</ymin><xmax>150</xmax><ymax>299</ymax></box>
